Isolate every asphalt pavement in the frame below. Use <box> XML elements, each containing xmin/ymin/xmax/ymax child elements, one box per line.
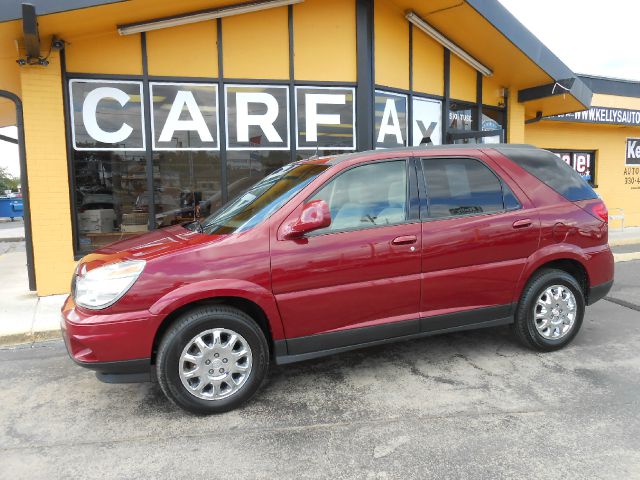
<box><xmin>1</xmin><ymin>261</ymin><xmax>639</xmax><ymax>479</ymax></box>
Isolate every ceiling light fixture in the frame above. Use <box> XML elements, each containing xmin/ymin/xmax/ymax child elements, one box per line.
<box><xmin>118</xmin><ymin>0</ymin><xmax>304</xmax><ymax>36</ymax></box>
<box><xmin>406</xmin><ymin>11</ymin><xmax>493</xmax><ymax>77</ymax></box>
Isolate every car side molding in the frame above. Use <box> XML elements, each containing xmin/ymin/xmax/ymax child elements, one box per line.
<box><xmin>275</xmin><ymin>304</ymin><xmax>515</xmax><ymax>365</ymax></box>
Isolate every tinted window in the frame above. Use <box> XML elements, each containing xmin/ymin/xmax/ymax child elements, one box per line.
<box><xmin>503</xmin><ymin>182</ymin><xmax>521</xmax><ymax>210</ymax></box>
<box><xmin>499</xmin><ymin>147</ymin><xmax>597</xmax><ymax>201</ymax></box>
<box><xmin>200</xmin><ymin>163</ymin><xmax>327</xmax><ymax>235</ymax></box>
<box><xmin>422</xmin><ymin>158</ymin><xmax>503</xmax><ymax>218</ymax></box>
<box><xmin>310</xmin><ymin>160</ymin><xmax>407</xmax><ymax>233</ymax></box>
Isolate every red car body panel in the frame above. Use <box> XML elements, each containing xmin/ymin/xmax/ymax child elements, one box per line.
<box><xmin>61</xmin><ymin>145</ymin><xmax>614</xmax><ymax>373</ymax></box>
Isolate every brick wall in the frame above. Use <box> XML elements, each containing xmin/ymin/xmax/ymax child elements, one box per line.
<box><xmin>20</xmin><ymin>51</ymin><xmax>76</xmax><ymax>296</ymax></box>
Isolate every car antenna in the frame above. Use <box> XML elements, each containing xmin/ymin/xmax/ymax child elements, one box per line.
<box><xmin>309</xmin><ymin>143</ymin><xmax>320</xmax><ymax>159</ymax></box>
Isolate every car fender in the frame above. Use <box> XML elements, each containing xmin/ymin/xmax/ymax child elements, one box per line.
<box><xmin>514</xmin><ymin>244</ymin><xmax>590</xmax><ymax>303</ymax></box>
<box><xmin>148</xmin><ymin>279</ymin><xmax>285</xmax><ymax>340</ymax></box>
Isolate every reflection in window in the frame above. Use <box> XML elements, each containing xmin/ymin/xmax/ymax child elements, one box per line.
<box><xmin>422</xmin><ymin>158</ymin><xmax>503</xmax><ymax>218</ymax></box>
<box><xmin>226</xmin><ymin>150</ymin><xmax>291</xmax><ymax>204</ymax></box>
<box><xmin>201</xmin><ymin>163</ymin><xmax>327</xmax><ymax>235</ymax></box>
<box><xmin>150</xmin><ymin>83</ymin><xmax>219</xmax><ymax>150</ymax></box>
<box><xmin>153</xmin><ymin>151</ymin><xmax>221</xmax><ymax>227</ymax></box>
<box><xmin>70</xmin><ymin>80</ymin><xmax>145</xmax><ymax>150</ymax></box>
<box><xmin>481</xmin><ymin>108</ymin><xmax>504</xmax><ymax>144</ymax></box>
<box><xmin>310</xmin><ymin>160</ymin><xmax>407</xmax><ymax>233</ymax></box>
<box><xmin>73</xmin><ymin>150</ymin><xmax>148</xmax><ymax>254</ymax></box>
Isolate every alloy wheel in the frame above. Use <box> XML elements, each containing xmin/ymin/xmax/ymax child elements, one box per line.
<box><xmin>533</xmin><ymin>285</ymin><xmax>577</xmax><ymax>340</ymax></box>
<box><xmin>179</xmin><ymin>328</ymin><xmax>253</xmax><ymax>400</ymax></box>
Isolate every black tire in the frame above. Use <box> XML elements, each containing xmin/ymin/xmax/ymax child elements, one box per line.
<box><xmin>513</xmin><ymin>268</ymin><xmax>585</xmax><ymax>352</ymax></box>
<box><xmin>156</xmin><ymin>305</ymin><xmax>269</xmax><ymax>414</ymax></box>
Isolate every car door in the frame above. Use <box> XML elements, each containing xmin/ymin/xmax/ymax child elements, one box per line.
<box><xmin>270</xmin><ymin>158</ymin><xmax>422</xmax><ymax>355</ymax></box>
<box><xmin>418</xmin><ymin>153</ymin><xmax>540</xmax><ymax>331</ymax></box>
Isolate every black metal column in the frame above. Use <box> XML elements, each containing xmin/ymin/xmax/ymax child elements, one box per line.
<box><xmin>0</xmin><ymin>90</ymin><xmax>35</xmax><ymax>290</ymax></box>
<box><xmin>140</xmin><ymin>33</ymin><xmax>156</xmax><ymax>230</ymax></box>
<box><xmin>356</xmin><ymin>0</ymin><xmax>374</xmax><ymax>152</ymax></box>
<box><xmin>216</xmin><ymin>18</ymin><xmax>228</xmax><ymax>204</ymax></box>
<box><xmin>442</xmin><ymin>49</ymin><xmax>450</xmax><ymax>143</ymax></box>
<box><xmin>474</xmin><ymin>70</ymin><xmax>482</xmax><ymax>132</ymax></box>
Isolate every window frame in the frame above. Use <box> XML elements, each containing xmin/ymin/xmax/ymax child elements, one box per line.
<box><xmin>302</xmin><ymin>157</ymin><xmax>419</xmax><ymax>237</ymax></box>
<box><xmin>417</xmin><ymin>155</ymin><xmax>522</xmax><ymax>222</ymax></box>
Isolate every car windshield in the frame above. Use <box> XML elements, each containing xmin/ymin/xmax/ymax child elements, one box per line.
<box><xmin>198</xmin><ymin>163</ymin><xmax>328</xmax><ymax>235</ymax></box>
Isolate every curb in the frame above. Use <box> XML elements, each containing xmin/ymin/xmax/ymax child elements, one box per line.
<box><xmin>0</xmin><ymin>237</ymin><xmax>25</xmax><ymax>243</ymax></box>
<box><xmin>613</xmin><ymin>252</ymin><xmax>640</xmax><ymax>263</ymax></box>
<box><xmin>0</xmin><ymin>329</ymin><xmax>61</xmax><ymax>347</ymax></box>
<box><xmin>609</xmin><ymin>237</ymin><xmax>640</xmax><ymax>247</ymax></box>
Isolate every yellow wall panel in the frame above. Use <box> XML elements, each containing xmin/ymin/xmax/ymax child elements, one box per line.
<box><xmin>374</xmin><ymin>0</ymin><xmax>409</xmax><ymax>90</ymax></box>
<box><xmin>525</xmin><ymin>121</ymin><xmax>640</xmax><ymax>227</ymax></box>
<box><xmin>147</xmin><ymin>21</ymin><xmax>218</xmax><ymax>77</ymax></box>
<box><xmin>20</xmin><ymin>53</ymin><xmax>77</xmax><ymax>295</ymax></box>
<box><xmin>449</xmin><ymin>54</ymin><xmax>476</xmax><ymax>103</ymax></box>
<box><xmin>482</xmin><ymin>74</ymin><xmax>504</xmax><ymax>107</ymax></box>
<box><xmin>412</xmin><ymin>27</ymin><xmax>443</xmax><ymax>96</ymax></box>
<box><xmin>592</xmin><ymin>93</ymin><xmax>640</xmax><ymax>110</ymax></box>
<box><xmin>293</xmin><ymin>0</ymin><xmax>356</xmax><ymax>82</ymax></box>
<box><xmin>65</xmin><ymin>31</ymin><xmax>142</xmax><ymax>75</ymax></box>
<box><xmin>222</xmin><ymin>7</ymin><xmax>288</xmax><ymax>80</ymax></box>
<box><xmin>507</xmin><ymin>88</ymin><xmax>525</xmax><ymax>144</ymax></box>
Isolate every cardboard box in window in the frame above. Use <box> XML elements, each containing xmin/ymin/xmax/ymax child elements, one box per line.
<box><xmin>121</xmin><ymin>223</ymin><xmax>148</xmax><ymax>233</ymax></box>
<box><xmin>79</xmin><ymin>209</ymin><xmax>115</xmax><ymax>233</ymax></box>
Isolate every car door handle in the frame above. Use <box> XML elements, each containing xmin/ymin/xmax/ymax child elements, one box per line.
<box><xmin>512</xmin><ymin>219</ymin><xmax>532</xmax><ymax>229</ymax></box>
<box><xmin>391</xmin><ymin>235</ymin><xmax>417</xmax><ymax>245</ymax></box>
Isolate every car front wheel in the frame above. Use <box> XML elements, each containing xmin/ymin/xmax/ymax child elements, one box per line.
<box><xmin>156</xmin><ymin>305</ymin><xmax>269</xmax><ymax>414</ymax></box>
<box><xmin>513</xmin><ymin>268</ymin><xmax>585</xmax><ymax>351</ymax></box>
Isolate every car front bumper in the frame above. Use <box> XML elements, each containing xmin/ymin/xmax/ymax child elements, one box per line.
<box><xmin>60</xmin><ymin>296</ymin><xmax>159</xmax><ymax>383</ymax></box>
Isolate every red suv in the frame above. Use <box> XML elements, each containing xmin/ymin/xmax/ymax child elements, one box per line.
<box><xmin>61</xmin><ymin>144</ymin><xmax>614</xmax><ymax>413</ymax></box>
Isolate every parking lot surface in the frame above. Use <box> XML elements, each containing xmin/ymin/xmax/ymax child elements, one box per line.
<box><xmin>1</xmin><ymin>264</ymin><xmax>639</xmax><ymax>479</ymax></box>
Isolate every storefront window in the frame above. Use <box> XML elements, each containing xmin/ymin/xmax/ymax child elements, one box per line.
<box><xmin>412</xmin><ymin>96</ymin><xmax>443</xmax><ymax>146</ymax></box>
<box><xmin>73</xmin><ymin>150</ymin><xmax>148</xmax><ymax>254</ymax></box>
<box><xmin>153</xmin><ymin>151</ymin><xmax>221</xmax><ymax>227</ymax></box>
<box><xmin>67</xmin><ymin>75</ymin><xmax>505</xmax><ymax>255</ymax></box>
<box><xmin>295</xmin><ymin>150</ymin><xmax>345</xmax><ymax>160</ymax></box>
<box><xmin>448</xmin><ymin>102</ymin><xmax>474</xmax><ymax>132</ymax></box>
<box><xmin>227</xmin><ymin>151</ymin><xmax>290</xmax><ymax>203</ymax></box>
<box><xmin>295</xmin><ymin>86</ymin><xmax>356</xmax><ymax>151</ymax></box>
<box><xmin>481</xmin><ymin>109</ymin><xmax>504</xmax><ymax>144</ymax></box>
<box><xmin>374</xmin><ymin>90</ymin><xmax>407</xmax><ymax>149</ymax></box>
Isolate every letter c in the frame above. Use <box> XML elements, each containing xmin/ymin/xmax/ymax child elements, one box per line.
<box><xmin>82</xmin><ymin>87</ymin><xmax>134</xmax><ymax>144</ymax></box>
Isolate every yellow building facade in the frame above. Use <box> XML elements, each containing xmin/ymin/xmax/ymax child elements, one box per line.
<box><xmin>0</xmin><ymin>0</ymin><xmax>637</xmax><ymax>295</ymax></box>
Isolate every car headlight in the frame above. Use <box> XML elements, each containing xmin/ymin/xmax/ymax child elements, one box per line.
<box><xmin>74</xmin><ymin>260</ymin><xmax>146</xmax><ymax>310</ymax></box>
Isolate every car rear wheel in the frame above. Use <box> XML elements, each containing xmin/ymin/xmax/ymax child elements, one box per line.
<box><xmin>513</xmin><ymin>269</ymin><xmax>585</xmax><ymax>351</ymax></box>
<box><xmin>156</xmin><ymin>305</ymin><xmax>269</xmax><ymax>414</ymax></box>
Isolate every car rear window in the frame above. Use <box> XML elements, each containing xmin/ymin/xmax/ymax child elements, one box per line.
<box><xmin>498</xmin><ymin>148</ymin><xmax>597</xmax><ymax>202</ymax></box>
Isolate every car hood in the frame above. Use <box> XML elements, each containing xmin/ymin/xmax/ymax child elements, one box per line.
<box><xmin>78</xmin><ymin>224</ymin><xmax>226</xmax><ymax>272</ymax></box>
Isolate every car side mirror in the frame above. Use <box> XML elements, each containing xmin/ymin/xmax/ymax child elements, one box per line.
<box><xmin>282</xmin><ymin>200</ymin><xmax>331</xmax><ymax>239</ymax></box>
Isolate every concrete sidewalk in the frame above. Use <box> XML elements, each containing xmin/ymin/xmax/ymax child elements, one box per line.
<box><xmin>0</xmin><ymin>217</ymin><xmax>25</xmax><ymax>242</ymax></box>
<box><xmin>0</xmin><ymin>223</ymin><xmax>639</xmax><ymax>347</ymax></box>
<box><xmin>0</xmin><ymin>242</ymin><xmax>64</xmax><ymax>345</ymax></box>
<box><xmin>609</xmin><ymin>225</ymin><xmax>640</xmax><ymax>246</ymax></box>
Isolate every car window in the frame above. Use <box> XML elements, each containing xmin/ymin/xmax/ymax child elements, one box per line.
<box><xmin>200</xmin><ymin>163</ymin><xmax>327</xmax><ymax>235</ymax></box>
<box><xmin>422</xmin><ymin>158</ymin><xmax>504</xmax><ymax>218</ymax></box>
<box><xmin>309</xmin><ymin>160</ymin><xmax>408</xmax><ymax>234</ymax></box>
<box><xmin>497</xmin><ymin>147</ymin><xmax>597</xmax><ymax>202</ymax></box>
<box><xmin>502</xmin><ymin>182</ymin><xmax>521</xmax><ymax>210</ymax></box>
